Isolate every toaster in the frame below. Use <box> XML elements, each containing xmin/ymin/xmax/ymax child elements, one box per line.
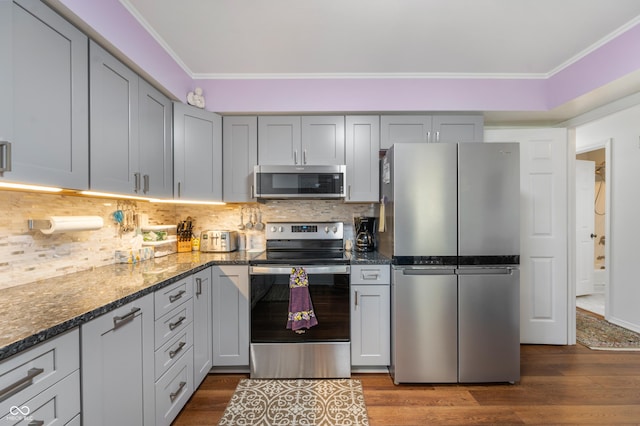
<box><xmin>200</xmin><ymin>230</ymin><xmax>238</xmax><ymax>252</ymax></box>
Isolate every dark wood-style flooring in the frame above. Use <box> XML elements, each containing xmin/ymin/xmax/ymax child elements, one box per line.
<box><xmin>172</xmin><ymin>343</ymin><xmax>640</xmax><ymax>425</ymax></box>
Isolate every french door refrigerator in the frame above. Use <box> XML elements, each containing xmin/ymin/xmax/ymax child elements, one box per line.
<box><xmin>379</xmin><ymin>142</ymin><xmax>520</xmax><ymax>384</ymax></box>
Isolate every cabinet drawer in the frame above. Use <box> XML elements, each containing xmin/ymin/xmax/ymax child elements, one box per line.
<box><xmin>350</xmin><ymin>265</ymin><xmax>390</xmax><ymax>285</ymax></box>
<box><xmin>155</xmin><ymin>301</ymin><xmax>193</xmax><ymax>350</ymax></box>
<box><xmin>0</xmin><ymin>329</ymin><xmax>78</xmax><ymax>410</ymax></box>
<box><xmin>1</xmin><ymin>369</ymin><xmax>80</xmax><ymax>425</ymax></box>
<box><xmin>155</xmin><ymin>277</ymin><xmax>193</xmax><ymax>320</ymax></box>
<box><xmin>155</xmin><ymin>347</ymin><xmax>193</xmax><ymax>426</ymax></box>
<box><xmin>155</xmin><ymin>327</ymin><xmax>193</xmax><ymax>380</ymax></box>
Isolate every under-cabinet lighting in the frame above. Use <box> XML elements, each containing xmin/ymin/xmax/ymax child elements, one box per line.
<box><xmin>79</xmin><ymin>191</ymin><xmax>150</xmax><ymax>201</ymax></box>
<box><xmin>148</xmin><ymin>198</ymin><xmax>226</xmax><ymax>206</ymax></box>
<box><xmin>0</xmin><ymin>182</ymin><xmax>63</xmax><ymax>192</ymax></box>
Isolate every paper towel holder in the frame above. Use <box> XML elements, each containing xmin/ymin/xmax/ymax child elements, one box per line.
<box><xmin>28</xmin><ymin>216</ymin><xmax>104</xmax><ymax>233</ymax></box>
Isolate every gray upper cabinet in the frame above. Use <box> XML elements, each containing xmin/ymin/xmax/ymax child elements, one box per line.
<box><xmin>381</xmin><ymin>114</ymin><xmax>484</xmax><ymax>148</ymax></box>
<box><xmin>223</xmin><ymin>116</ymin><xmax>257</xmax><ymax>202</ymax></box>
<box><xmin>380</xmin><ymin>115</ymin><xmax>432</xmax><ymax>149</ymax></box>
<box><xmin>0</xmin><ymin>0</ymin><xmax>88</xmax><ymax>189</ymax></box>
<box><xmin>345</xmin><ymin>116</ymin><xmax>380</xmax><ymax>203</ymax></box>
<box><xmin>258</xmin><ymin>116</ymin><xmax>345</xmax><ymax>165</ymax></box>
<box><xmin>432</xmin><ymin>114</ymin><xmax>484</xmax><ymax>143</ymax></box>
<box><xmin>173</xmin><ymin>102</ymin><xmax>222</xmax><ymax>201</ymax></box>
<box><xmin>90</xmin><ymin>41</ymin><xmax>172</xmax><ymax>197</ymax></box>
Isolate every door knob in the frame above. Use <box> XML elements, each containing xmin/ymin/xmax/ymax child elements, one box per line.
<box><xmin>590</xmin><ymin>233</ymin><xmax>598</xmax><ymax>239</ymax></box>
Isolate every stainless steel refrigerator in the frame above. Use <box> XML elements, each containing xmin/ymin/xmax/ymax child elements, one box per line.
<box><xmin>379</xmin><ymin>142</ymin><xmax>520</xmax><ymax>384</ymax></box>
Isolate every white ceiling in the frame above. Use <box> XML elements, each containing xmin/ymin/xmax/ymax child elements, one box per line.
<box><xmin>122</xmin><ymin>0</ymin><xmax>640</xmax><ymax>123</ymax></box>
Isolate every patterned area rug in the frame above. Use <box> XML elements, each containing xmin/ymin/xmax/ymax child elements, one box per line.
<box><xmin>218</xmin><ymin>379</ymin><xmax>369</xmax><ymax>426</ymax></box>
<box><xmin>576</xmin><ymin>309</ymin><xmax>640</xmax><ymax>351</ymax></box>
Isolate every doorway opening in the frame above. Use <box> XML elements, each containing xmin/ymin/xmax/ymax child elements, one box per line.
<box><xmin>575</xmin><ymin>143</ymin><xmax>609</xmax><ymax>319</ymax></box>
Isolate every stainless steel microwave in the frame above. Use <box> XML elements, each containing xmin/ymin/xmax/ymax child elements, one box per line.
<box><xmin>253</xmin><ymin>165</ymin><xmax>346</xmax><ymax>199</ymax></box>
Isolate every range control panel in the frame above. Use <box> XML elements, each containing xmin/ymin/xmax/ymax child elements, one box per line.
<box><xmin>265</xmin><ymin>222</ymin><xmax>343</xmax><ymax>240</ymax></box>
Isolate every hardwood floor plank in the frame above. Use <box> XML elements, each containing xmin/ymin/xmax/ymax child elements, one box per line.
<box><xmin>172</xmin><ymin>344</ymin><xmax>640</xmax><ymax>425</ymax></box>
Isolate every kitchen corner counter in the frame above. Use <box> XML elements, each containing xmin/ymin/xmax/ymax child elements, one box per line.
<box><xmin>348</xmin><ymin>251</ymin><xmax>392</xmax><ymax>265</ymax></box>
<box><xmin>0</xmin><ymin>250</ymin><xmax>256</xmax><ymax>362</ymax></box>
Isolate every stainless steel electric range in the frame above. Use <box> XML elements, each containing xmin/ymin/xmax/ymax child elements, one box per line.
<box><xmin>249</xmin><ymin>221</ymin><xmax>351</xmax><ymax>379</ymax></box>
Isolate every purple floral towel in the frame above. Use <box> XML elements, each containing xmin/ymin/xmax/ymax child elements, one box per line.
<box><xmin>287</xmin><ymin>267</ymin><xmax>318</xmax><ymax>332</ymax></box>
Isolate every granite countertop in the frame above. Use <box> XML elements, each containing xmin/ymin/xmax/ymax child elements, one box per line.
<box><xmin>0</xmin><ymin>249</ymin><xmax>390</xmax><ymax>362</ymax></box>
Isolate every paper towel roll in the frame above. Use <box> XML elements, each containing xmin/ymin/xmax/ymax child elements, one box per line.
<box><xmin>40</xmin><ymin>216</ymin><xmax>104</xmax><ymax>234</ymax></box>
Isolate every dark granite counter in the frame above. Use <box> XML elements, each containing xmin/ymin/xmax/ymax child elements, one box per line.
<box><xmin>0</xmin><ymin>249</ymin><xmax>391</xmax><ymax>362</ymax></box>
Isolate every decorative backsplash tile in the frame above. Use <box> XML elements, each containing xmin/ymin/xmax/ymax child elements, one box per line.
<box><xmin>0</xmin><ymin>190</ymin><xmax>374</xmax><ymax>290</ymax></box>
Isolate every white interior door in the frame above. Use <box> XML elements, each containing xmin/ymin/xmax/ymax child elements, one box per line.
<box><xmin>485</xmin><ymin>128</ymin><xmax>569</xmax><ymax>344</ymax></box>
<box><xmin>576</xmin><ymin>160</ymin><xmax>595</xmax><ymax>296</ymax></box>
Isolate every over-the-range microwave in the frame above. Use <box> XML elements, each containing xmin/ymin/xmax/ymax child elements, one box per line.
<box><xmin>253</xmin><ymin>165</ymin><xmax>346</xmax><ymax>199</ymax></box>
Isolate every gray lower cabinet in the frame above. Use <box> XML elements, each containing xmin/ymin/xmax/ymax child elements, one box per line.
<box><xmin>81</xmin><ymin>295</ymin><xmax>155</xmax><ymax>426</ymax></box>
<box><xmin>90</xmin><ymin>40</ymin><xmax>172</xmax><ymax>197</ymax></box>
<box><xmin>212</xmin><ymin>265</ymin><xmax>249</xmax><ymax>367</ymax></box>
<box><xmin>173</xmin><ymin>102</ymin><xmax>223</xmax><ymax>201</ymax></box>
<box><xmin>350</xmin><ymin>265</ymin><xmax>391</xmax><ymax>367</ymax></box>
<box><xmin>193</xmin><ymin>267</ymin><xmax>213</xmax><ymax>386</ymax></box>
<box><xmin>223</xmin><ymin>116</ymin><xmax>257</xmax><ymax>202</ymax></box>
<box><xmin>0</xmin><ymin>0</ymin><xmax>88</xmax><ymax>189</ymax></box>
<box><xmin>0</xmin><ymin>328</ymin><xmax>80</xmax><ymax>425</ymax></box>
<box><xmin>345</xmin><ymin>116</ymin><xmax>380</xmax><ymax>203</ymax></box>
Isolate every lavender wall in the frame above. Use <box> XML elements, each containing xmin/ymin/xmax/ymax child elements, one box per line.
<box><xmin>56</xmin><ymin>0</ymin><xmax>640</xmax><ymax>114</ymax></box>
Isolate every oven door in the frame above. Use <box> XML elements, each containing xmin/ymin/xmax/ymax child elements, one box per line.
<box><xmin>250</xmin><ymin>264</ymin><xmax>350</xmax><ymax>343</ymax></box>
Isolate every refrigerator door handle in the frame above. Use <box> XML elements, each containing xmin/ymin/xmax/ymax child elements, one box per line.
<box><xmin>456</xmin><ymin>267</ymin><xmax>514</xmax><ymax>275</ymax></box>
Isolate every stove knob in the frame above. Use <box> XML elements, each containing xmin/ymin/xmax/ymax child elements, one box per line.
<box><xmin>332</xmin><ymin>226</ymin><xmax>338</xmax><ymax>233</ymax></box>
<box><xmin>324</xmin><ymin>226</ymin><xmax>329</xmax><ymax>233</ymax></box>
<box><xmin>270</xmin><ymin>226</ymin><xmax>277</xmax><ymax>232</ymax></box>
<box><xmin>278</xmin><ymin>226</ymin><xmax>284</xmax><ymax>232</ymax></box>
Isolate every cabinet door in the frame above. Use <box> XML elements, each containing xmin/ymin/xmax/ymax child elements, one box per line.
<box><xmin>223</xmin><ymin>116</ymin><xmax>257</xmax><ymax>202</ymax></box>
<box><xmin>345</xmin><ymin>116</ymin><xmax>379</xmax><ymax>202</ymax></box>
<box><xmin>1</xmin><ymin>0</ymin><xmax>88</xmax><ymax>189</ymax></box>
<box><xmin>81</xmin><ymin>295</ymin><xmax>155</xmax><ymax>426</ymax></box>
<box><xmin>90</xmin><ymin>40</ymin><xmax>140</xmax><ymax>194</ymax></box>
<box><xmin>380</xmin><ymin>115</ymin><xmax>432</xmax><ymax>149</ymax></box>
<box><xmin>211</xmin><ymin>265</ymin><xmax>249</xmax><ymax>366</ymax></box>
<box><xmin>432</xmin><ymin>114</ymin><xmax>484</xmax><ymax>143</ymax></box>
<box><xmin>351</xmin><ymin>284</ymin><xmax>390</xmax><ymax>366</ymax></box>
<box><xmin>301</xmin><ymin>116</ymin><xmax>345</xmax><ymax>165</ymax></box>
<box><xmin>258</xmin><ymin>116</ymin><xmax>301</xmax><ymax>165</ymax></box>
<box><xmin>193</xmin><ymin>267</ymin><xmax>213</xmax><ymax>386</ymax></box>
<box><xmin>173</xmin><ymin>102</ymin><xmax>222</xmax><ymax>201</ymax></box>
<box><xmin>139</xmin><ymin>79</ymin><xmax>173</xmax><ymax>198</ymax></box>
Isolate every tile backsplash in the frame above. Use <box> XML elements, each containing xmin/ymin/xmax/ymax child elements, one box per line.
<box><xmin>0</xmin><ymin>190</ymin><xmax>374</xmax><ymax>290</ymax></box>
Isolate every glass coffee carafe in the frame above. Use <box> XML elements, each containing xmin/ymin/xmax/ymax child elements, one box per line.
<box><xmin>354</xmin><ymin>216</ymin><xmax>377</xmax><ymax>252</ymax></box>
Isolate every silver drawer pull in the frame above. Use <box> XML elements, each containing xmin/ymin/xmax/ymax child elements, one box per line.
<box><xmin>195</xmin><ymin>278</ymin><xmax>202</xmax><ymax>296</ymax></box>
<box><xmin>0</xmin><ymin>367</ymin><xmax>44</xmax><ymax>403</ymax></box>
<box><xmin>169</xmin><ymin>381</ymin><xmax>187</xmax><ymax>402</ymax></box>
<box><xmin>169</xmin><ymin>290</ymin><xmax>186</xmax><ymax>303</ymax></box>
<box><xmin>0</xmin><ymin>141</ymin><xmax>11</xmax><ymax>174</ymax></box>
<box><xmin>28</xmin><ymin>421</ymin><xmax>45</xmax><ymax>426</ymax></box>
<box><xmin>169</xmin><ymin>316</ymin><xmax>186</xmax><ymax>330</ymax></box>
<box><xmin>169</xmin><ymin>341</ymin><xmax>186</xmax><ymax>359</ymax></box>
<box><xmin>362</xmin><ymin>272</ymin><xmax>380</xmax><ymax>280</ymax></box>
<box><xmin>113</xmin><ymin>307</ymin><xmax>141</xmax><ymax>330</ymax></box>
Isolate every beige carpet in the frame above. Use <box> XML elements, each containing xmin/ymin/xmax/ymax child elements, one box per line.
<box><xmin>576</xmin><ymin>309</ymin><xmax>640</xmax><ymax>351</ymax></box>
<box><xmin>218</xmin><ymin>379</ymin><xmax>369</xmax><ymax>426</ymax></box>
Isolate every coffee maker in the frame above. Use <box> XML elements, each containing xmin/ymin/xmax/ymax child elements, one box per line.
<box><xmin>354</xmin><ymin>216</ymin><xmax>377</xmax><ymax>252</ymax></box>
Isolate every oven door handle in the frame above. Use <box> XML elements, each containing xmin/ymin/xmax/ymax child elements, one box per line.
<box><xmin>250</xmin><ymin>265</ymin><xmax>350</xmax><ymax>275</ymax></box>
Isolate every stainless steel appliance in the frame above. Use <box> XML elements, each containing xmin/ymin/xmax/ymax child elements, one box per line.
<box><xmin>380</xmin><ymin>142</ymin><xmax>520</xmax><ymax>384</ymax></box>
<box><xmin>249</xmin><ymin>222</ymin><xmax>351</xmax><ymax>378</ymax></box>
<box><xmin>253</xmin><ymin>165</ymin><xmax>346</xmax><ymax>199</ymax></box>
<box><xmin>354</xmin><ymin>216</ymin><xmax>376</xmax><ymax>252</ymax></box>
<box><xmin>200</xmin><ymin>230</ymin><xmax>238</xmax><ymax>252</ymax></box>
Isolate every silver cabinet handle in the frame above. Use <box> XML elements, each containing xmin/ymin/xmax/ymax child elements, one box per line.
<box><xmin>143</xmin><ymin>174</ymin><xmax>150</xmax><ymax>194</ymax></box>
<box><xmin>28</xmin><ymin>421</ymin><xmax>44</xmax><ymax>426</ymax></box>
<box><xmin>134</xmin><ymin>172</ymin><xmax>141</xmax><ymax>193</ymax></box>
<box><xmin>348</xmin><ymin>185</ymin><xmax>351</xmax><ymax>200</ymax></box>
<box><xmin>303</xmin><ymin>149</ymin><xmax>307</xmax><ymax>164</ymax></box>
<box><xmin>436</xmin><ymin>131</ymin><xmax>440</xmax><ymax>143</ymax></box>
<box><xmin>293</xmin><ymin>150</ymin><xmax>298</xmax><ymax>165</ymax></box>
<box><xmin>0</xmin><ymin>141</ymin><xmax>11</xmax><ymax>175</ymax></box>
<box><xmin>362</xmin><ymin>272</ymin><xmax>380</xmax><ymax>280</ymax></box>
<box><xmin>177</xmin><ymin>182</ymin><xmax>182</xmax><ymax>198</ymax></box>
<box><xmin>426</xmin><ymin>131</ymin><xmax>431</xmax><ymax>143</ymax></box>
<box><xmin>0</xmin><ymin>367</ymin><xmax>44</xmax><ymax>403</ymax></box>
<box><xmin>169</xmin><ymin>341</ymin><xmax>186</xmax><ymax>359</ymax></box>
<box><xmin>113</xmin><ymin>307</ymin><xmax>141</xmax><ymax>330</ymax></box>
<box><xmin>195</xmin><ymin>278</ymin><xmax>202</xmax><ymax>296</ymax></box>
<box><xmin>169</xmin><ymin>290</ymin><xmax>186</xmax><ymax>303</ymax></box>
<box><xmin>354</xmin><ymin>290</ymin><xmax>359</xmax><ymax>308</ymax></box>
<box><xmin>170</xmin><ymin>381</ymin><xmax>187</xmax><ymax>402</ymax></box>
<box><xmin>169</xmin><ymin>316</ymin><xmax>186</xmax><ymax>330</ymax></box>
